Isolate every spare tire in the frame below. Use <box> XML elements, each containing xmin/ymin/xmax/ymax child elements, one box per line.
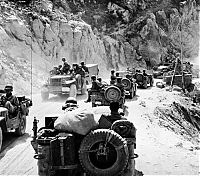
<box><xmin>79</xmin><ymin>129</ymin><xmax>129</xmax><ymax>176</ymax></box>
<box><xmin>122</xmin><ymin>78</ymin><xmax>131</xmax><ymax>90</ymax></box>
<box><xmin>104</xmin><ymin>86</ymin><xmax>121</xmax><ymax>102</ymax></box>
<box><xmin>136</xmin><ymin>74</ymin><xmax>144</xmax><ymax>82</ymax></box>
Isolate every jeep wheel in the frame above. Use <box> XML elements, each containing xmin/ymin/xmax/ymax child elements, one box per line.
<box><xmin>15</xmin><ymin>115</ymin><xmax>26</xmax><ymax>136</ymax></box>
<box><xmin>122</xmin><ymin>78</ymin><xmax>131</xmax><ymax>90</ymax></box>
<box><xmin>69</xmin><ymin>84</ymin><xmax>77</xmax><ymax>98</ymax></box>
<box><xmin>79</xmin><ymin>129</ymin><xmax>129</xmax><ymax>176</ymax></box>
<box><xmin>133</xmin><ymin>85</ymin><xmax>137</xmax><ymax>96</ymax></box>
<box><xmin>150</xmin><ymin>78</ymin><xmax>154</xmax><ymax>87</ymax></box>
<box><xmin>104</xmin><ymin>86</ymin><xmax>121</xmax><ymax>102</ymax></box>
<box><xmin>41</xmin><ymin>91</ymin><xmax>49</xmax><ymax>101</ymax></box>
<box><xmin>0</xmin><ymin>127</ymin><xmax>2</xmax><ymax>152</ymax></box>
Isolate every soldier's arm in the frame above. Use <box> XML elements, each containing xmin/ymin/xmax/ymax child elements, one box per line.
<box><xmin>14</xmin><ymin>96</ymin><xmax>20</xmax><ymax>106</ymax></box>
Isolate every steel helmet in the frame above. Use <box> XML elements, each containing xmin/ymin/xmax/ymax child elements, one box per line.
<box><xmin>4</xmin><ymin>85</ymin><xmax>13</xmax><ymax>91</ymax></box>
<box><xmin>65</xmin><ymin>97</ymin><xmax>77</xmax><ymax>104</ymax></box>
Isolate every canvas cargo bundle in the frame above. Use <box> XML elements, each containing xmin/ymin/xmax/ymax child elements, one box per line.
<box><xmin>54</xmin><ymin>108</ymin><xmax>98</xmax><ymax>135</ymax></box>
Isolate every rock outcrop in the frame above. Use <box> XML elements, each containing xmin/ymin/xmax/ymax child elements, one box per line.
<box><xmin>0</xmin><ymin>0</ymin><xmax>199</xmax><ymax>93</ymax></box>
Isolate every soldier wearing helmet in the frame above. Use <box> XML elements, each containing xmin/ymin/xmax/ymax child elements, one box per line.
<box><xmin>115</xmin><ymin>77</ymin><xmax>125</xmax><ymax>97</ymax></box>
<box><xmin>110</xmin><ymin>70</ymin><xmax>116</xmax><ymax>85</ymax></box>
<box><xmin>72</xmin><ymin>63</ymin><xmax>84</xmax><ymax>89</ymax></box>
<box><xmin>0</xmin><ymin>85</ymin><xmax>19</xmax><ymax>115</ymax></box>
<box><xmin>85</xmin><ymin>75</ymin><xmax>103</xmax><ymax>103</ymax></box>
<box><xmin>80</xmin><ymin>61</ymin><xmax>89</xmax><ymax>75</ymax></box>
<box><xmin>62</xmin><ymin>97</ymin><xmax>78</xmax><ymax>111</ymax></box>
<box><xmin>50</xmin><ymin>66</ymin><xmax>60</xmax><ymax>75</ymax></box>
<box><xmin>98</xmin><ymin>102</ymin><xmax>125</xmax><ymax>129</ymax></box>
<box><xmin>62</xmin><ymin>62</ymin><xmax>71</xmax><ymax>75</ymax></box>
<box><xmin>143</xmin><ymin>70</ymin><xmax>148</xmax><ymax>76</ymax></box>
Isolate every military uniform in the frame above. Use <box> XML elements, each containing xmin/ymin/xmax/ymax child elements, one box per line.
<box><xmin>115</xmin><ymin>77</ymin><xmax>125</xmax><ymax>96</ymax></box>
<box><xmin>110</xmin><ymin>70</ymin><xmax>116</xmax><ymax>85</ymax></box>
<box><xmin>85</xmin><ymin>75</ymin><xmax>102</xmax><ymax>102</ymax></box>
<box><xmin>62</xmin><ymin>62</ymin><xmax>71</xmax><ymax>75</ymax></box>
<box><xmin>1</xmin><ymin>85</ymin><xmax>19</xmax><ymax>115</ymax></box>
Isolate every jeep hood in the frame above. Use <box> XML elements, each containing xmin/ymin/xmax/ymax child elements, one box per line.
<box><xmin>0</xmin><ymin>107</ymin><xmax>8</xmax><ymax>112</ymax></box>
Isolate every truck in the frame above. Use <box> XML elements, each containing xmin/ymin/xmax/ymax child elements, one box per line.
<box><xmin>0</xmin><ymin>93</ymin><xmax>32</xmax><ymax>152</ymax></box>
<box><xmin>41</xmin><ymin>64</ymin><xmax>99</xmax><ymax>101</ymax></box>
<box><xmin>153</xmin><ymin>65</ymin><xmax>171</xmax><ymax>78</ymax></box>
<box><xmin>31</xmin><ymin>103</ymin><xmax>138</xmax><ymax>176</ymax></box>
<box><xmin>85</xmin><ymin>64</ymin><xmax>99</xmax><ymax>85</ymax></box>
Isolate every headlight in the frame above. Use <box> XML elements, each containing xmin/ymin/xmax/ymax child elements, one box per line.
<box><xmin>61</xmin><ymin>79</ymin><xmax>66</xmax><ymax>84</ymax></box>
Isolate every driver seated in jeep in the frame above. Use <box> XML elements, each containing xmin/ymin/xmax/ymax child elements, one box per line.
<box><xmin>0</xmin><ymin>85</ymin><xmax>19</xmax><ymax>116</ymax></box>
<box><xmin>98</xmin><ymin>102</ymin><xmax>126</xmax><ymax>129</ymax></box>
<box><xmin>115</xmin><ymin>77</ymin><xmax>125</xmax><ymax>97</ymax></box>
<box><xmin>85</xmin><ymin>75</ymin><xmax>103</xmax><ymax>103</ymax></box>
<box><xmin>143</xmin><ymin>70</ymin><xmax>148</xmax><ymax>76</ymax></box>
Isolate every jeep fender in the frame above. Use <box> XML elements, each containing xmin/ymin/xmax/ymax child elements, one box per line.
<box><xmin>0</xmin><ymin>117</ymin><xmax>7</xmax><ymax>133</ymax></box>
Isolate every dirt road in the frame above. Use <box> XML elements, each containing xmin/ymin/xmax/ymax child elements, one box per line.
<box><xmin>0</xmin><ymin>83</ymin><xmax>199</xmax><ymax>175</ymax></box>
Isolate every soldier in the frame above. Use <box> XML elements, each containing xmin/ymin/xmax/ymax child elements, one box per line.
<box><xmin>50</xmin><ymin>67</ymin><xmax>60</xmax><ymax>75</ymax></box>
<box><xmin>63</xmin><ymin>97</ymin><xmax>78</xmax><ymax>111</ymax></box>
<box><xmin>80</xmin><ymin>61</ymin><xmax>89</xmax><ymax>75</ymax></box>
<box><xmin>110</xmin><ymin>70</ymin><xmax>116</xmax><ymax>85</ymax></box>
<box><xmin>62</xmin><ymin>62</ymin><xmax>71</xmax><ymax>75</ymax></box>
<box><xmin>143</xmin><ymin>70</ymin><xmax>148</xmax><ymax>76</ymax></box>
<box><xmin>98</xmin><ymin>102</ymin><xmax>124</xmax><ymax>128</ymax></box>
<box><xmin>58</xmin><ymin>65</ymin><xmax>63</xmax><ymax>74</ymax></box>
<box><xmin>133</xmin><ymin>69</ymin><xmax>138</xmax><ymax>79</ymax></box>
<box><xmin>1</xmin><ymin>85</ymin><xmax>19</xmax><ymax>115</ymax></box>
<box><xmin>115</xmin><ymin>77</ymin><xmax>125</xmax><ymax>97</ymax></box>
<box><xmin>85</xmin><ymin>75</ymin><xmax>103</xmax><ymax>103</ymax></box>
<box><xmin>73</xmin><ymin>63</ymin><xmax>85</xmax><ymax>88</ymax></box>
<box><xmin>69</xmin><ymin>68</ymin><xmax>75</xmax><ymax>80</ymax></box>
<box><xmin>97</xmin><ymin>77</ymin><xmax>106</xmax><ymax>88</ymax></box>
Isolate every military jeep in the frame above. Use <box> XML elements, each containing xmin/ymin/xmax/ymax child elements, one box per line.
<box><xmin>134</xmin><ymin>73</ymin><xmax>154</xmax><ymax>89</ymax></box>
<box><xmin>41</xmin><ymin>74</ymin><xmax>86</xmax><ymax>100</ymax></box>
<box><xmin>153</xmin><ymin>65</ymin><xmax>171</xmax><ymax>78</ymax></box>
<box><xmin>0</xmin><ymin>94</ymin><xmax>32</xmax><ymax>151</ymax></box>
<box><xmin>90</xmin><ymin>86</ymin><xmax>126</xmax><ymax>112</ymax></box>
<box><xmin>115</xmin><ymin>71</ymin><xmax>137</xmax><ymax>99</ymax></box>
<box><xmin>31</xmin><ymin>109</ymin><xmax>138</xmax><ymax>176</ymax></box>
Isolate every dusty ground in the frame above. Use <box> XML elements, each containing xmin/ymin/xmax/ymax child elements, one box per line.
<box><xmin>0</xmin><ymin>79</ymin><xmax>199</xmax><ymax>175</ymax></box>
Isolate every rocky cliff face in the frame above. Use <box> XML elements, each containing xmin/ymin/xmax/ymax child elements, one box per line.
<box><xmin>0</xmin><ymin>0</ymin><xmax>199</xmax><ymax>93</ymax></box>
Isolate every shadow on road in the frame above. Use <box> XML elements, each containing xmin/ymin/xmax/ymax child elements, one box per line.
<box><xmin>0</xmin><ymin>133</ymin><xmax>31</xmax><ymax>159</ymax></box>
<box><xmin>43</xmin><ymin>93</ymin><xmax>88</xmax><ymax>103</ymax></box>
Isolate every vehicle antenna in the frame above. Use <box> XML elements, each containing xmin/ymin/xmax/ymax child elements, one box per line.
<box><xmin>30</xmin><ymin>0</ymin><xmax>33</xmax><ymax>100</ymax></box>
